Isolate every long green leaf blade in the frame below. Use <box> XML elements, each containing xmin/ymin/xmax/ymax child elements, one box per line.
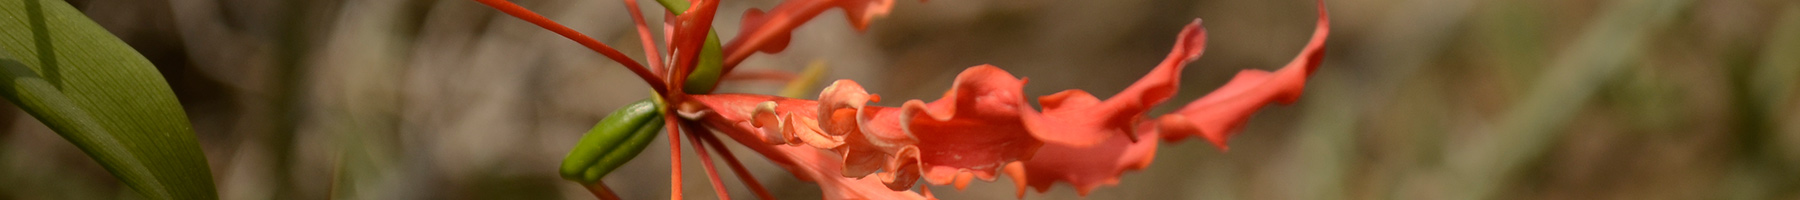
<box><xmin>0</xmin><ymin>0</ymin><xmax>219</xmax><ymax>199</ymax></box>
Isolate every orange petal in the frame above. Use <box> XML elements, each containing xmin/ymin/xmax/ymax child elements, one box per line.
<box><xmin>1006</xmin><ymin>122</ymin><xmax>1160</xmax><ymax>197</ymax></box>
<box><xmin>1158</xmin><ymin>0</ymin><xmax>1329</xmax><ymax>150</ymax></box>
<box><xmin>684</xmin><ymin>95</ymin><xmax>929</xmax><ymax>200</ymax></box>
<box><xmin>1023</xmin><ymin>18</ymin><xmax>1207</xmax><ymax>146</ymax></box>
<box><xmin>685</xmin><ymin>18</ymin><xmax>1212</xmax><ymax>191</ymax></box>
<box><xmin>679</xmin><ymin>1</ymin><xmax>1328</xmax><ymax>195</ymax></box>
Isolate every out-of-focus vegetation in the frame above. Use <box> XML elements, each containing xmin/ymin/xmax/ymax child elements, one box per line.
<box><xmin>0</xmin><ymin>0</ymin><xmax>1795</xmax><ymax>199</ymax></box>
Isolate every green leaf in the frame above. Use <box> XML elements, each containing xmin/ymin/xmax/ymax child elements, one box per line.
<box><xmin>0</xmin><ymin>0</ymin><xmax>219</xmax><ymax>199</ymax></box>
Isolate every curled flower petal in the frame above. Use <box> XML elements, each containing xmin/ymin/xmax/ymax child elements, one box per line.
<box><xmin>817</xmin><ymin>76</ymin><xmax>1040</xmax><ymax>187</ymax></box>
<box><xmin>750</xmin><ymin>101</ymin><xmax>844</xmax><ymax>148</ymax></box>
<box><xmin>686</xmin><ymin>17</ymin><xmax>1216</xmax><ymax>191</ymax></box>
<box><xmin>684</xmin><ymin>94</ymin><xmax>822</xmax><ymax>145</ymax></box>
<box><xmin>1023</xmin><ymin>18</ymin><xmax>1207</xmax><ymax>145</ymax></box>
<box><xmin>680</xmin><ymin>1</ymin><xmax>1325</xmax><ymax>195</ymax></box>
<box><xmin>887</xmin><ymin>66</ymin><xmax>1042</xmax><ymax>182</ymax></box>
<box><xmin>1158</xmin><ymin>0</ymin><xmax>1329</xmax><ymax>150</ymax></box>
<box><xmin>819</xmin><ymin>25</ymin><xmax>1207</xmax><ymax>182</ymax></box>
<box><xmin>1006</xmin><ymin>122</ymin><xmax>1160</xmax><ymax>197</ymax></box>
<box><xmin>685</xmin><ymin>94</ymin><xmax>929</xmax><ymax>200</ymax></box>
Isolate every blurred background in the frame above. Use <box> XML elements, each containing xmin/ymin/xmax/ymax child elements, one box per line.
<box><xmin>1</xmin><ymin>0</ymin><xmax>1797</xmax><ymax>199</ymax></box>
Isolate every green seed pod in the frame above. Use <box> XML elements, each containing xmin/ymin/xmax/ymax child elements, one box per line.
<box><xmin>559</xmin><ymin>98</ymin><xmax>663</xmax><ymax>183</ymax></box>
<box><xmin>682</xmin><ymin>32</ymin><xmax>725</xmax><ymax>94</ymax></box>
<box><xmin>581</xmin><ymin>117</ymin><xmax>663</xmax><ymax>182</ymax></box>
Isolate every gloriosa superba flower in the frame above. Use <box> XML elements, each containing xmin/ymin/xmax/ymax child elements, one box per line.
<box><xmin>473</xmin><ymin>0</ymin><xmax>1331</xmax><ymax>199</ymax></box>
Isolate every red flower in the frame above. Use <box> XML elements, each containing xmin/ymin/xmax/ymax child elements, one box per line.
<box><xmin>475</xmin><ymin>0</ymin><xmax>1328</xmax><ymax>198</ymax></box>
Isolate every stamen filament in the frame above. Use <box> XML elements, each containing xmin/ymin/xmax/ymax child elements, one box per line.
<box><xmin>665</xmin><ymin>113</ymin><xmax>685</xmax><ymax>200</ymax></box>
<box><xmin>719</xmin><ymin>0</ymin><xmax>832</xmax><ymax>75</ymax></box>
<box><xmin>584</xmin><ymin>182</ymin><xmax>623</xmax><ymax>200</ymax></box>
<box><xmin>684</xmin><ymin>122</ymin><xmax>733</xmax><ymax>200</ymax></box>
<box><xmin>697</xmin><ymin>128</ymin><xmax>777</xmax><ymax>200</ymax></box>
<box><xmin>622</xmin><ymin>0</ymin><xmax>666</xmax><ymax>76</ymax></box>
<box><xmin>472</xmin><ymin>0</ymin><xmax>669</xmax><ymax>95</ymax></box>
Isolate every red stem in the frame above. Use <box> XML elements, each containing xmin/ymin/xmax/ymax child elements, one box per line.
<box><xmin>683</xmin><ymin>122</ymin><xmax>733</xmax><ymax>200</ymax></box>
<box><xmin>472</xmin><ymin>0</ymin><xmax>668</xmax><ymax>95</ymax></box>
<box><xmin>696</xmin><ymin>128</ymin><xmax>777</xmax><ymax>200</ymax></box>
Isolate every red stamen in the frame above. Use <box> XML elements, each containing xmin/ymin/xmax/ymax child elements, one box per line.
<box><xmin>719</xmin><ymin>1</ymin><xmax>818</xmax><ymax>75</ymax></box>
<box><xmin>585</xmin><ymin>183</ymin><xmax>623</xmax><ymax>200</ymax></box>
<box><xmin>622</xmin><ymin>0</ymin><xmax>665</xmax><ymax>76</ymax></box>
<box><xmin>696</xmin><ymin>127</ymin><xmax>777</xmax><ymax>200</ymax></box>
<box><xmin>663</xmin><ymin>11</ymin><xmax>679</xmax><ymax>76</ymax></box>
<box><xmin>684</xmin><ymin>122</ymin><xmax>733</xmax><ymax>200</ymax></box>
<box><xmin>472</xmin><ymin>0</ymin><xmax>669</xmax><ymax>95</ymax></box>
